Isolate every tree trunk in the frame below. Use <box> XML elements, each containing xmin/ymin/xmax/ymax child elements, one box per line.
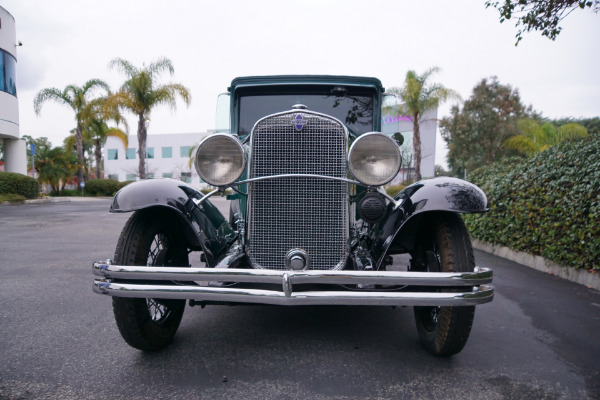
<box><xmin>137</xmin><ymin>113</ymin><xmax>147</xmax><ymax>179</ymax></box>
<box><xmin>413</xmin><ymin>113</ymin><xmax>422</xmax><ymax>182</ymax></box>
<box><xmin>75</xmin><ymin>122</ymin><xmax>84</xmax><ymax>187</ymax></box>
<box><xmin>95</xmin><ymin>139</ymin><xmax>102</xmax><ymax>179</ymax></box>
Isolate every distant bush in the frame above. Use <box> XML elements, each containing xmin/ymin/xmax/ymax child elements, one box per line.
<box><xmin>50</xmin><ymin>189</ymin><xmax>80</xmax><ymax>197</ymax></box>
<box><xmin>0</xmin><ymin>193</ymin><xmax>26</xmax><ymax>203</ymax></box>
<box><xmin>84</xmin><ymin>179</ymin><xmax>125</xmax><ymax>196</ymax></box>
<box><xmin>465</xmin><ymin>135</ymin><xmax>600</xmax><ymax>270</ymax></box>
<box><xmin>0</xmin><ymin>172</ymin><xmax>39</xmax><ymax>199</ymax></box>
<box><xmin>386</xmin><ymin>185</ymin><xmax>406</xmax><ymax>198</ymax></box>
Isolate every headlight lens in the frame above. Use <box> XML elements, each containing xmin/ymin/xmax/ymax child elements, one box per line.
<box><xmin>194</xmin><ymin>134</ymin><xmax>246</xmax><ymax>186</ymax></box>
<box><xmin>348</xmin><ymin>132</ymin><xmax>402</xmax><ymax>186</ymax></box>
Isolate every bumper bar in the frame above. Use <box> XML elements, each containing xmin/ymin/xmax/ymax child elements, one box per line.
<box><xmin>92</xmin><ymin>261</ymin><xmax>493</xmax><ymax>306</ymax></box>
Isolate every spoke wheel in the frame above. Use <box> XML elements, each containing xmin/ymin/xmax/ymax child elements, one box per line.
<box><xmin>112</xmin><ymin>209</ymin><xmax>188</xmax><ymax>351</ymax></box>
<box><xmin>412</xmin><ymin>213</ymin><xmax>476</xmax><ymax>357</ymax></box>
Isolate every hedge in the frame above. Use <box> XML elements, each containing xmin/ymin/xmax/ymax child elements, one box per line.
<box><xmin>84</xmin><ymin>179</ymin><xmax>130</xmax><ymax>196</ymax></box>
<box><xmin>464</xmin><ymin>135</ymin><xmax>600</xmax><ymax>270</ymax></box>
<box><xmin>0</xmin><ymin>172</ymin><xmax>39</xmax><ymax>199</ymax></box>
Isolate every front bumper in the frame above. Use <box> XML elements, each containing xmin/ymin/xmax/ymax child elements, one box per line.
<box><xmin>92</xmin><ymin>261</ymin><xmax>493</xmax><ymax>307</ymax></box>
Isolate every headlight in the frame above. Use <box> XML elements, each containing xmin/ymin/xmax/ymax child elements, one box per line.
<box><xmin>194</xmin><ymin>134</ymin><xmax>246</xmax><ymax>186</ymax></box>
<box><xmin>348</xmin><ymin>132</ymin><xmax>402</xmax><ymax>186</ymax></box>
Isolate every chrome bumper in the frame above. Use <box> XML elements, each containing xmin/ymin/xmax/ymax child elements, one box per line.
<box><xmin>92</xmin><ymin>261</ymin><xmax>493</xmax><ymax>307</ymax></box>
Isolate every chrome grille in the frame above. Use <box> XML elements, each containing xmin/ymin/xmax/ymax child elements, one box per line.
<box><xmin>248</xmin><ymin>111</ymin><xmax>348</xmax><ymax>270</ymax></box>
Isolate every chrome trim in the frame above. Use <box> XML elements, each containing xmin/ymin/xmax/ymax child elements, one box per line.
<box><xmin>246</xmin><ymin>109</ymin><xmax>350</xmax><ymax>271</ymax></box>
<box><xmin>234</xmin><ymin>173</ymin><xmax>361</xmax><ymax>186</ymax></box>
<box><xmin>192</xmin><ymin>188</ymin><xmax>220</xmax><ymax>206</ymax></box>
<box><xmin>93</xmin><ymin>279</ymin><xmax>493</xmax><ymax>307</ymax></box>
<box><xmin>348</xmin><ymin>132</ymin><xmax>402</xmax><ymax>186</ymax></box>
<box><xmin>193</xmin><ymin>133</ymin><xmax>246</xmax><ymax>187</ymax></box>
<box><xmin>93</xmin><ymin>262</ymin><xmax>493</xmax><ymax>286</ymax></box>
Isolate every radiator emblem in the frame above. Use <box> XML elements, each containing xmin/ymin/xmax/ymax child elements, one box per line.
<box><xmin>292</xmin><ymin>114</ymin><xmax>307</xmax><ymax>131</ymax></box>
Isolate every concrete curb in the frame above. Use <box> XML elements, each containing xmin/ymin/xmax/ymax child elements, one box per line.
<box><xmin>472</xmin><ymin>239</ymin><xmax>600</xmax><ymax>291</ymax></box>
<box><xmin>1</xmin><ymin>197</ymin><xmax>112</xmax><ymax>206</ymax></box>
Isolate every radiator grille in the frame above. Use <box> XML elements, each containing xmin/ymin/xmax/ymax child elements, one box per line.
<box><xmin>248</xmin><ymin>111</ymin><xmax>348</xmax><ymax>270</ymax></box>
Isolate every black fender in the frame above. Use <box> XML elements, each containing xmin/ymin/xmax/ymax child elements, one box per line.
<box><xmin>110</xmin><ymin>178</ymin><xmax>236</xmax><ymax>267</ymax></box>
<box><xmin>370</xmin><ymin>177</ymin><xmax>488</xmax><ymax>269</ymax></box>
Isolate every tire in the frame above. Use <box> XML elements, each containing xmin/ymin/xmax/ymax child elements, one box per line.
<box><xmin>112</xmin><ymin>209</ymin><xmax>189</xmax><ymax>351</ymax></box>
<box><xmin>412</xmin><ymin>213</ymin><xmax>476</xmax><ymax>357</ymax></box>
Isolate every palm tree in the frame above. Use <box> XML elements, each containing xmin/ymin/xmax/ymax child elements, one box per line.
<box><xmin>34</xmin><ymin>79</ymin><xmax>111</xmax><ymax>186</ymax></box>
<box><xmin>388</xmin><ymin>67</ymin><xmax>459</xmax><ymax>181</ymax></box>
<box><xmin>36</xmin><ymin>146</ymin><xmax>78</xmax><ymax>193</ymax></box>
<box><xmin>505</xmin><ymin>119</ymin><xmax>588</xmax><ymax>157</ymax></box>
<box><xmin>106</xmin><ymin>57</ymin><xmax>191</xmax><ymax>179</ymax></box>
<box><xmin>66</xmin><ymin>119</ymin><xmax>128</xmax><ymax>179</ymax></box>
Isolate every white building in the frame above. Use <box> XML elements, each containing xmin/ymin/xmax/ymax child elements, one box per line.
<box><xmin>0</xmin><ymin>6</ymin><xmax>26</xmax><ymax>174</ymax></box>
<box><xmin>381</xmin><ymin>107</ymin><xmax>438</xmax><ymax>183</ymax></box>
<box><xmin>103</xmin><ymin>132</ymin><xmax>209</xmax><ymax>186</ymax></box>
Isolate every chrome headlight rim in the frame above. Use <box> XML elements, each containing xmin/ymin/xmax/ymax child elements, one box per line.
<box><xmin>348</xmin><ymin>132</ymin><xmax>402</xmax><ymax>186</ymax></box>
<box><xmin>194</xmin><ymin>133</ymin><xmax>246</xmax><ymax>187</ymax></box>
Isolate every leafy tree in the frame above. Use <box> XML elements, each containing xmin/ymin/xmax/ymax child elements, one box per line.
<box><xmin>387</xmin><ymin>67</ymin><xmax>459</xmax><ymax>181</ymax></box>
<box><xmin>505</xmin><ymin>119</ymin><xmax>589</xmax><ymax>157</ymax></box>
<box><xmin>34</xmin><ymin>80</ymin><xmax>110</xmax><ymax>186</ymax></box>
<box><xmin>485</xmin><ymin>0</ymin><xmax>600</xmax><ymax>45</ymax></box>
<box><xmin>106</xmin><ymin>57</ymin><xmax>191</xmax><ymax>179</ymax></box>
<box><xmin>36</xmin><ymin>146</ymin><xmax>78</xmax><ymax>193</ymax></box>
<box><xmin>440</xmin><ymin>77</ymin><xmax>531</xmax><ymax>176</ymax></box>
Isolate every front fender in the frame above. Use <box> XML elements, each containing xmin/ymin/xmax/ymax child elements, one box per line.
<box><xmin>111</xmin><ymin>179</ymin><xmax>236</xmax><ymax>266</ymax></box>
<box><xmin>371</xmin><ymin>177</ymin><xmax>488</xmax><ymax>269</ymax></box>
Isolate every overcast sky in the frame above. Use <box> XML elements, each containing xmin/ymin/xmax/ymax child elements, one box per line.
<box><xmin>2</xmin><ymin>0</ymin><xmax>599</xmax><ymax>166</ymax></box>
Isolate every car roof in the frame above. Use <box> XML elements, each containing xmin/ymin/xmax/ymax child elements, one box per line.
<box><xmin>228</xmin><ymin>75</ymin><xmax>384</xmax><ymax>93</ymax></box>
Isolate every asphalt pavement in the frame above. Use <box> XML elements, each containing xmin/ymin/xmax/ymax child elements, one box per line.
<box><xmin>1</xmin><ymin>198</ymin><xmax>599</xmax><ymax>399</ymax></box>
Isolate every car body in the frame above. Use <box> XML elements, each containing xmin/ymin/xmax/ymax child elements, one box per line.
<box><xmin>93</xmin><ymin>75</ymin><xmax>493</xmax><ymax>355</ymax></box>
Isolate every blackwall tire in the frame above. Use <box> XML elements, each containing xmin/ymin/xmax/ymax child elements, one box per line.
<box><xmin>111</xmin><ymin>209</ymin><xmax>189</xmax><ymax>351</ymax></box>
<box><xmin>413</xmin><ymin>213</ymin><xmax>476</xmax><ymax>357</ymax></box>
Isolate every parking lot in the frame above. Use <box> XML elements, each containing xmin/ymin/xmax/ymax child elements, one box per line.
<box><xmin>1</xmin><ymin>198</ymin><xmax>599</xmax><ymax>399</ymax></box>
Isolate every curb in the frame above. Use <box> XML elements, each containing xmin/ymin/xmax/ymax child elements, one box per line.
<box><xmin>472</xmin><ymin>239</ymin><xmax>600</xmax><ymax>291</ymax></box>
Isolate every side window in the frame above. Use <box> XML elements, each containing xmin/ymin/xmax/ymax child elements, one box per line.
<box><xmin>216</xmin><ymin>93</ymin><xmax>230</xmax><ymax>133</ymax></box>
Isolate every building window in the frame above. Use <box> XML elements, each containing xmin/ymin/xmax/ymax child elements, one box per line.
<box><xmin>180</xmin><ymin>146</ymin><xmax>191</xmax><ymax>158</ymax></box>
<box><xmin>126</xmin><ymin>148</ymin><xmax>136</xmax><ymax>159</ymax></box>
<box><xmin>146</xmin><ymin>147</ymin><xmax>154</xmax><ymax>159</ymax></box>
<box><xmin>162</xmin><ymin>172</ymin><xmax>173</xmax><ymax>178</ymax></box>
<box><xmin>126</xmin><ymin>174</ymin><xmax>137</xmax><ymax>181</ymax></box>
<box><xmin>0</xmin><ymin>50</ymin><xmax>17</xmax><ymax>96</ymax></box>
<box><xmin>146</xmin><ymin>173</ymin><xmax>154</xmax><ymax>179</ymax></box>
<box><xmin>162</xmin><ymin>147</ymin><xmax>172</xmax><ymax>158</ymax></box>
<box><xmin>108</xmin><ymin>174</ymin><xmax>119</xmax><ymax>181</ymax></box>
<box><xmin>107</xmin><ymin>149</ymin><xmax>118</xmax><ymax>160</ymax></box>
<box><xmin>181</xmin><ymin>172</ymin><xmax>192</xmax><ymax>183</ymax></box>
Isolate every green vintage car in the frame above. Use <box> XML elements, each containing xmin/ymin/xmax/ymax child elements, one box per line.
<box><xmin>93</xmin><ymin>75</ymin><xmax>493</xmax><ymax>356</ymax></box>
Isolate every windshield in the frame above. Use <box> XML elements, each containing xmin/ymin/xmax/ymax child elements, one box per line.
<box><xmin>238</xmin><ymin>90</ymin><xmax>374</xmax><ymax>136</ymax></box>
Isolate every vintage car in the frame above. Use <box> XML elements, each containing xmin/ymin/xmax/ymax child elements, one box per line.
<box><xmin>93</xmin><ymin>75</ymin><xmax>493</xmax><ymax>356</ymax></box>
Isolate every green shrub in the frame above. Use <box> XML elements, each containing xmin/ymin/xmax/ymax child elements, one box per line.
<box><xmin>50</xmin><ymin>189</ymin><xmax>80</xmax><ymax>197</ymax></box>
<box><xmin>386</xmin><ymin>184</ymin><xmax>406</xmax><ymax>198</ymax></box>
<box><xmin>0</xmin><ymin>193</ymin><xmax>26</xmax><ymax>203</ymax></box>
<box><xmin>465</xmin><ymin>135</ymin><xmax>600</xmax><ymax>270</ymax></box>
<box><xmin>84</xmin><ymin>179</ymin><xmax>124</xmax><ymax>196</ymax></box>
<box><xmin>0</xmin><ymin>172</ymin><xmax>39</xmax><ymax>199</ymax></box>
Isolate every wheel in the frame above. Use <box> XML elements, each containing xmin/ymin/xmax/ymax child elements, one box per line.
<box><xmin>412</xmin><ymin>213</ymin><xmax>476</xmax><ymax>356</ymax></box>
<box><xmin>112</xmin><ymin>209</ymin><xmax>189</xmax><ymax>351</ymax></box>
